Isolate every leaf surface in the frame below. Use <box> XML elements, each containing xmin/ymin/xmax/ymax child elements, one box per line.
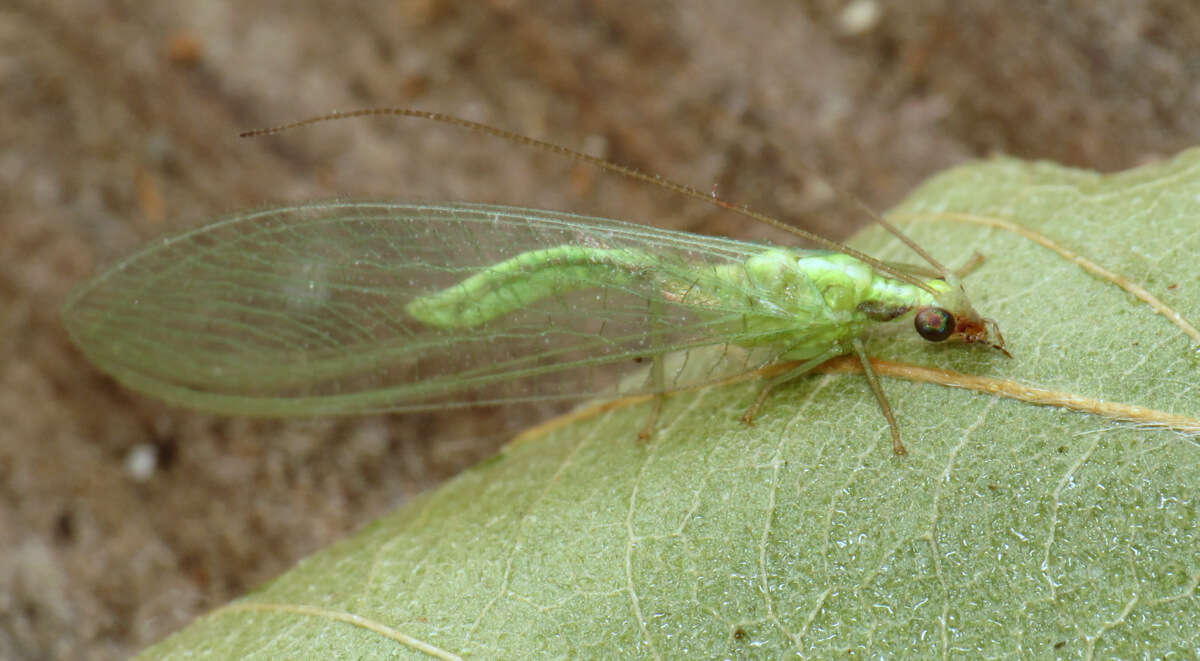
<box><xmin>140</xmin><ymin>151</ymin><xmax>1200</xmax><ymax>659</ymax></box>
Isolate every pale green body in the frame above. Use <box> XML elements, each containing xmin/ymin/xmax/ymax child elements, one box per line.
<box><xmin>407</xmin><ymin>246</ymin><xmax>946</xmax><ymax>361</ymax></box>
<box><xmin>61</xmin><ymin>202</ymin><xmax>970</xmax><ymax>417</ymax></box>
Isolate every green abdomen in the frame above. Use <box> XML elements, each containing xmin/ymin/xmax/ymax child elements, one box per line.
<box><xmin>406</xmin><ymin>246</ymin><xmax>657</xmax><ymax>327</ymax></box>
<box><xmin>407</xmin><ymin>245</ymin><xmax>936</xmax><ymax>359</ymax></box>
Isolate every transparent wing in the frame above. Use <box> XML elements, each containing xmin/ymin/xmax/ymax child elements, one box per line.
<box><xmin>63</xmin><ymin>202</ymin><xmax>825</xmax><ymax>416</ymax></box>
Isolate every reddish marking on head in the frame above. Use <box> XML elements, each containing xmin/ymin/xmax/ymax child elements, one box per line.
<box><xmin>954</xmin><ymin>314</ymin><xmax>1011</xmax><ymax>357</ymax></box>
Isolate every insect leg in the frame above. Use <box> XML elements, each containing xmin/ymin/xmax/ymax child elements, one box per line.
<box><xmin>637</xmin><ymin>296</ymin><xmax>668</xmax><ymax>441</ymax></box>
<box><xmin>953</xmin><ymin>252</ymin><xmax>987</xmax><ymax>278</ymax></box>
<box><xmin>740</xmin><ymin>345</ymin><xmax>845</xmax><ymax>426</ymax></box>
<box><xmin>637</xmin><ymin>354</ymin><xmax>666</xmax><ymax>442</ymax></box>
<box><xmin>849</xmin><ymin>338</ymin><xmax>906</xmax><ymax>456</ymax></box>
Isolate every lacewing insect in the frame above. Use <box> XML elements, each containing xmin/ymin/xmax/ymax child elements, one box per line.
<box><xmin>62</xmin><ymin>109</ymin><xmax>1008</xmax><ymax>455</ymax></box>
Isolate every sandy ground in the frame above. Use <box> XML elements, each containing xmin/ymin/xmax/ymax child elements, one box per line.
<box><xmin>2</xmin><ymin>1</ymin><xmax>1198</xmax><ymax>658</ymax></box>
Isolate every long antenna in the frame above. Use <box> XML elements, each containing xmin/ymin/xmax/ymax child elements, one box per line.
<box><xmin>241</xmin><ymin>108</ymin><xmax>942</xmax><ymax>293</ymax></box>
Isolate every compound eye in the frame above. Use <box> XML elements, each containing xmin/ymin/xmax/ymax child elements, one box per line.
<box><xmin>914</xmin><ymin>307</ymin><xmax>954</xmax><ymax>342</ymax></box>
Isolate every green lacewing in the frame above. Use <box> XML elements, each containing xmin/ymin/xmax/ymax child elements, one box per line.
<box><xmin>62</xmin><ymin>109</ymin><xmax>1008</xmax><ymax>454</ymax></box>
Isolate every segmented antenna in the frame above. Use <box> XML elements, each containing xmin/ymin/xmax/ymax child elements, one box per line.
<box><xmin>241</xmin><ymin>108</ymin><xmax>945</xmax><ymax>292</ymax></box>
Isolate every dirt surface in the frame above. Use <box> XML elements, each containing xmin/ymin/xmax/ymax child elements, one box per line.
<box><xmin>2</xmin><ymin>1</ymin><xmax>1198</xmax><ymax>658</ymax></box>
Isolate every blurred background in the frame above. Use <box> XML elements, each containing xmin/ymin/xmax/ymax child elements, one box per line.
<box><xmin>3</xmin><ymin>1</ymin><xmax>1199</xmax><ymax>658</ymax></box>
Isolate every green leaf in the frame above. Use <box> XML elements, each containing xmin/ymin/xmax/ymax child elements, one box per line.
<box><xmin>138</xmin><ymin>151</ymin><xmax>1200</xmax><ymax>659</ymax></box>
